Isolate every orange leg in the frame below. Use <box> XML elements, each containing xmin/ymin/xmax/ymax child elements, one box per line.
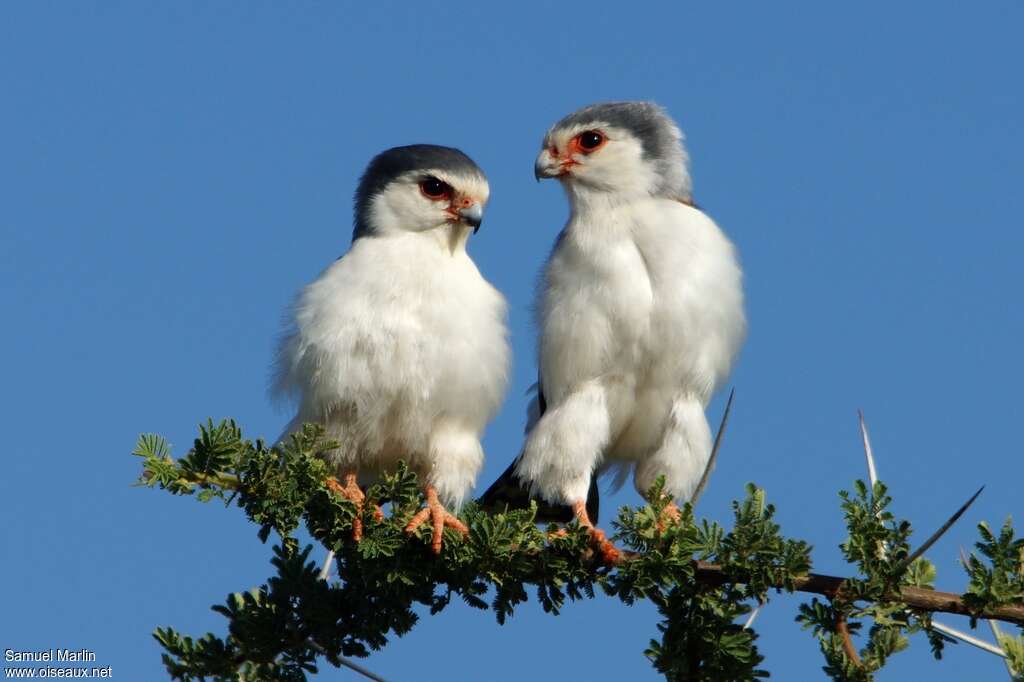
<box><xmin>572</xmin><ymin>499</ymin><xmax>621</xmax><ymax>564</ymax></box>
<box><xmin>657</xmin><ymin>500</ymin><xmax>682</xmax><ymax>534</ymax></box>
<box><xmin>404</xmin><ymin>485</ymin><xmax>469</xmax><ymax>554</ymax></box>
<box><xmin>325</xmin><ymin>472</ymin><xmax>384</xmax><ymax>542</ymax></box>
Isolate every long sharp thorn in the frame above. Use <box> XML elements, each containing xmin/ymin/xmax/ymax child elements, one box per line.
<box><xmin>858</xmin><ymin>409</ymin><xmax>878</xmax><ymax>488</ymax></box>
<box><xmin>930</xmin><ymin>620</ymin><xmax>1007</xmax><ymax>658</ymax></box>
<box><xmin>987</xmin><ymin>619</ymin><xmax>1018</xmax><ymax>678</ymax></box>
<box><xmin>899</xmin><ymin>486</ymin><xmax>985</xmax><ymax>571</ymax></box>
<box><xmin>338</xmin><ymin>657</ymin><xmax>391</xmax><ymax>682</ymax></box>
<box><xmin>743</xmin><ymin>605</ymin><xmax>761</xmax><ymax>630</ymax></box>
<box><xmin>954</xmin><ymin>541</ymin><xmax>1011</xmax><ymax>670</ymax></box>
<box><xmin>318</xmin><ymin>549</ymin><xmax>336</xmax><ymax>581</ymax></box>
<box><xmin>959</xmin><ymin>546</ymin><xmax>972</xmax><ymax>571</ymax></box>
<box><xmin>857</xmin><ymin>411</ymin><xmax>888</xmax><ymax>559</ymax></box>
<box><xmin>690</xmin><ymin>388</ymin><xmax>734</xmax><ymax>507</ymax></box>
<box><xmin>308</xmin><ymin>637</ymin><xmax>390</xmax><ymax>682</ymax></box>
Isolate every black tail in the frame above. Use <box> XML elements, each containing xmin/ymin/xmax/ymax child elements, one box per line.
<box><xmin>478</xmin><ymin>457</ymin><xmax>600</xmax><ymax>525</ymax></box>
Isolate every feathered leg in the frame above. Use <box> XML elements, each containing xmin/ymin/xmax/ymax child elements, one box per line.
<box><xmin>514</xmin><ymin>382</ymin><xmax>619</xmax><ymax>562</ymax></box>
<box><xmin>404</xmin><ymin>424</ymin><xmax>480</xmax><ymax>553</ymax></box>
<box><xmin>635</xmin><ymin>396</ymin><xmax>711</xmax><ymax>529</ymax></box>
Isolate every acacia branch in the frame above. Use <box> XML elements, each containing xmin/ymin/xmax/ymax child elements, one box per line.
<box><xmin>179</xmin><ymin>471</ymin><xmax>241</xmax><ymax>490</ymax></box>
<box><xmin>691</xmin><ymin>560</ymin><xmax>1024</xmax><ymax>626</ymax></box>
<box><xmin>137</xmin><ymin>423</ymin><xmax>1024</xmax><ymax>681</ymax></box>
<box><xmin>160</xmin><ymin>453</ymin><xmax>1024</xmax><ymax>627</ymax></box>
<box><xmin>835</xmin><ymin>613</ymin><xmax>863</xmax><ymax>667</ymax></box>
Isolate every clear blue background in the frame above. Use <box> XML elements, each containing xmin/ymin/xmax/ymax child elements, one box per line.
<box><xmin>2</xmin><ymin>2</ymin><xmax>1022</xmax><ymax>680</ymax></box>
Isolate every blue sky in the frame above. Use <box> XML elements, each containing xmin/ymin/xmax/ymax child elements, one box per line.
<box><xmin>2</xmin><ymin>2</ymin><xmax>1022</xmax><ymax>680</ymax></box>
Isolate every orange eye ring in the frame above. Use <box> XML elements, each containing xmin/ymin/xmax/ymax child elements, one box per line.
<box><xmin>420</xmin><ymin>177</ymin><xmax>452</xmax><ymax>200</ymax></box>
<box><xmin>570</xmin><ymin>130</ymin><xmax>607</xmax><ymax>155</ymax></box>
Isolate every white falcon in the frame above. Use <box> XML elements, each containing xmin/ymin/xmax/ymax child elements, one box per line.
<box><xmin>273</xmin><ymin>145</ymin><xmax>509</xmax><ymax>553</ymax></box>
<box><xmin>482</xmin><ymin>102</ymin><xmax>745</xmax><ymax>557</ymax></box>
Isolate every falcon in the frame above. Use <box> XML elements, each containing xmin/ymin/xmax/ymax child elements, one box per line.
<box><xmin>273</xmin><ymin>144</ymin><xmax>509</xmax><ymax>553</ymax></box>
<box><xmin>481</xmin><ymin>102</ymin><xmax>745</xmax><ymax>559</ymax></box>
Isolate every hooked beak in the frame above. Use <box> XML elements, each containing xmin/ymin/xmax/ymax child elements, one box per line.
<box><xmin>458</xmin><ymin>202</ymin><xmax>484</xmax><ymax>233</ymax></box>
<box><xmin>534</xmin><ymin>149</ymin><xmax>564</xmax><ymax>182</ymax></box>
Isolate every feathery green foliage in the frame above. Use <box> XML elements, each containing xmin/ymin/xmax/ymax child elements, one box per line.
<box><xmin>997</xmin><ymin>631</ymin><xmax>1024</xmax><ymax>681</ymax></box>
<box><xmin>797</xmin><ymin>481</ymin><xmax>945</xmax><ymax>681</ymax></box>
<box><xmin>134</xmin><ymin>420</ymin><xmax>1024</xmax><ymax>681</ymax></box>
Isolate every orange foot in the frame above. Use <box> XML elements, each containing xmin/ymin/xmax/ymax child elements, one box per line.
<box><xmin>657</xmin><ymin>500</ymin><xmax>682</xmax><ymax>534</ymax></box>
<box><xmin>326</xmin><ymin>473</ymin><xmax>384</xmax><ymax>542</ymax></box>
<box><xmin>404</xmin><ymin>485</ymin><xmax>469</xmax><ymax>554</ymax></box>
<box><xmin>572</xmin><ymin>499</ymin><xmax>621</xmax><ymax>564</ymax></box>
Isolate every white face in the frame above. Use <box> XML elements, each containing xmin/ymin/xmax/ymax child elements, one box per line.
<box><xmin>536</xmin><ymin>123</ymin><xmax>659</xmax><ymax>197</ymax></box>
<box><xmin>367</xmin><ymin>169</ymin><xmax>490</xmax><ymax>235</ymax></box>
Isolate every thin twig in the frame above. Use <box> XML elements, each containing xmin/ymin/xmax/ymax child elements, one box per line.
<box><xmin>836</xmin><ymin>612</ymin><xmax>862</xmax><ymax>667</ymax></box>
<box><xmin>165</xmin><ymin>471</ymin><xmax>241</xmax><ymax>490</ymax></box>
<box><xmin>691</xmin><ymin>388</ymin><xmax>735</xmax><ymax>507</ymax></box>
<box><xmin>896</xmin><ymin>486</ymin><xmax>985</xmax><ymax>572</ymax></box>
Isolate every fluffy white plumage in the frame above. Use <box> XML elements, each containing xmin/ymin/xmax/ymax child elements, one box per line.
<box><xmin>272</xmin><ymin>145</ymin><xmax>509</xmax><ymax>511</ymax></box>
<box><xmin>514</xmin><ymin>102</ymin><xmax>746</xmax><ymax>510</ymax></box>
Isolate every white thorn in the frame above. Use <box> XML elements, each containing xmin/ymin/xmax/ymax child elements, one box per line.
<box><xmin>338</xmin><ymin>657</ymin><xmax>391</xmax><ymax>682</ymax></box>
<box><xmin>931</xmin><ymin>620</ymin><xmax>1007</xmax><ymax>658</ymax></box>
<box><xmin>743</xmin><ymin>606</ymin><xmax>761</xmax><ymax>630</ymax></box>
<box><xmin>858</xmin><ymin>411</ymin><xmax>886</xmax><ymax>559</ymax></box>
<box><xmin>858</xmin><ymin>410</ymin><xmax>878</xmax><ymax>488</ymax></box>
<box><xmin>308</xmin><ymin>637</ymin><xmax>390</xmax><ymax>682</ymax></box>
<box><xmin>318</xmin><ymin>549</ymin><xmax>335</xmax><ymax>581</ymax></box>
<box><xmin>987</xmin><ymin>619</ymin><xmax>1019</xmax><ymax>678</ymax></box>
<box><xmin>310</xmin><ymin>563</ymin><xmax>391</xmax><ymax>682</ymax></box>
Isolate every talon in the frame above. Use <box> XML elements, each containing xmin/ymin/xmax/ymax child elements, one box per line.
<box><xmin>588</xmin><ymin>527</ymin><xmax>622</xmax><ymax>564</ymax></box>
<box><xmin>572</xmin><ymin>499</ymin><xmax>621</xmax><ymax>565</ymax></box>
<box><xmin>326</xmin><ymin>473</ymin><xmax>381</xmax><ymax>542</ymax></box>
<box><xmin>657</xmin><ymin>500</ymin><xmax>682</xmax><ymax>534</ymax></box>
<box><xmin>404</xmin><ymin>485</ymin><xmax>468</xmax><ymax>554</ymax></box>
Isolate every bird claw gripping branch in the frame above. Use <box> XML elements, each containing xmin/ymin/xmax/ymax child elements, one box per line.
<box><xmin>326</xmin><ymin>473</ymin><xmax>384</xmax><ymax>542</ymax></box>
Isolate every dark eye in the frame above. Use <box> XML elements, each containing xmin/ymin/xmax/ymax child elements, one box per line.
<box><xmin>578</xmin><ymin>130</ymin><xmax>605</xmax><ymax>151</ymax></box>
<box><xmin>420</xmin><ymin>177</ymin><xmax>451</xmax><ymax>199</ymax></box>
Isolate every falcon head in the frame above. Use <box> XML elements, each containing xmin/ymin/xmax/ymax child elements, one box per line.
<box><xmin>534</xmin><ymin>101</ymin><xmax>692</xmax><ymax>203</ymax></box>
<box><xmin>353</xmin><ymin>144</ymin><xmax>489</xmax><ymax>241</ymax></box>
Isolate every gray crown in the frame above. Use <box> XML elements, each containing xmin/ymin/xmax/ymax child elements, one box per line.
<box><xmin>550</xmin><ymin>101</ymin><xmax>692</xmax><ymax>201</ymax></box>
<box><xmin>352</xmin><ymin>144</ymin><xmax>484</xmax><ymax>240</ymax></box>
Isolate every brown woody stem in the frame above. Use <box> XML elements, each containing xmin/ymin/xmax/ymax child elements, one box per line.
<box><xmin>691</xmin><ymin>560</ymin><xmax>1024</xmax><ymax>626</ymax></box>
<box><xmin>835</xmin><ymin>613</ymin><xmax>862</xmax><ymax>667</ymax></box>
